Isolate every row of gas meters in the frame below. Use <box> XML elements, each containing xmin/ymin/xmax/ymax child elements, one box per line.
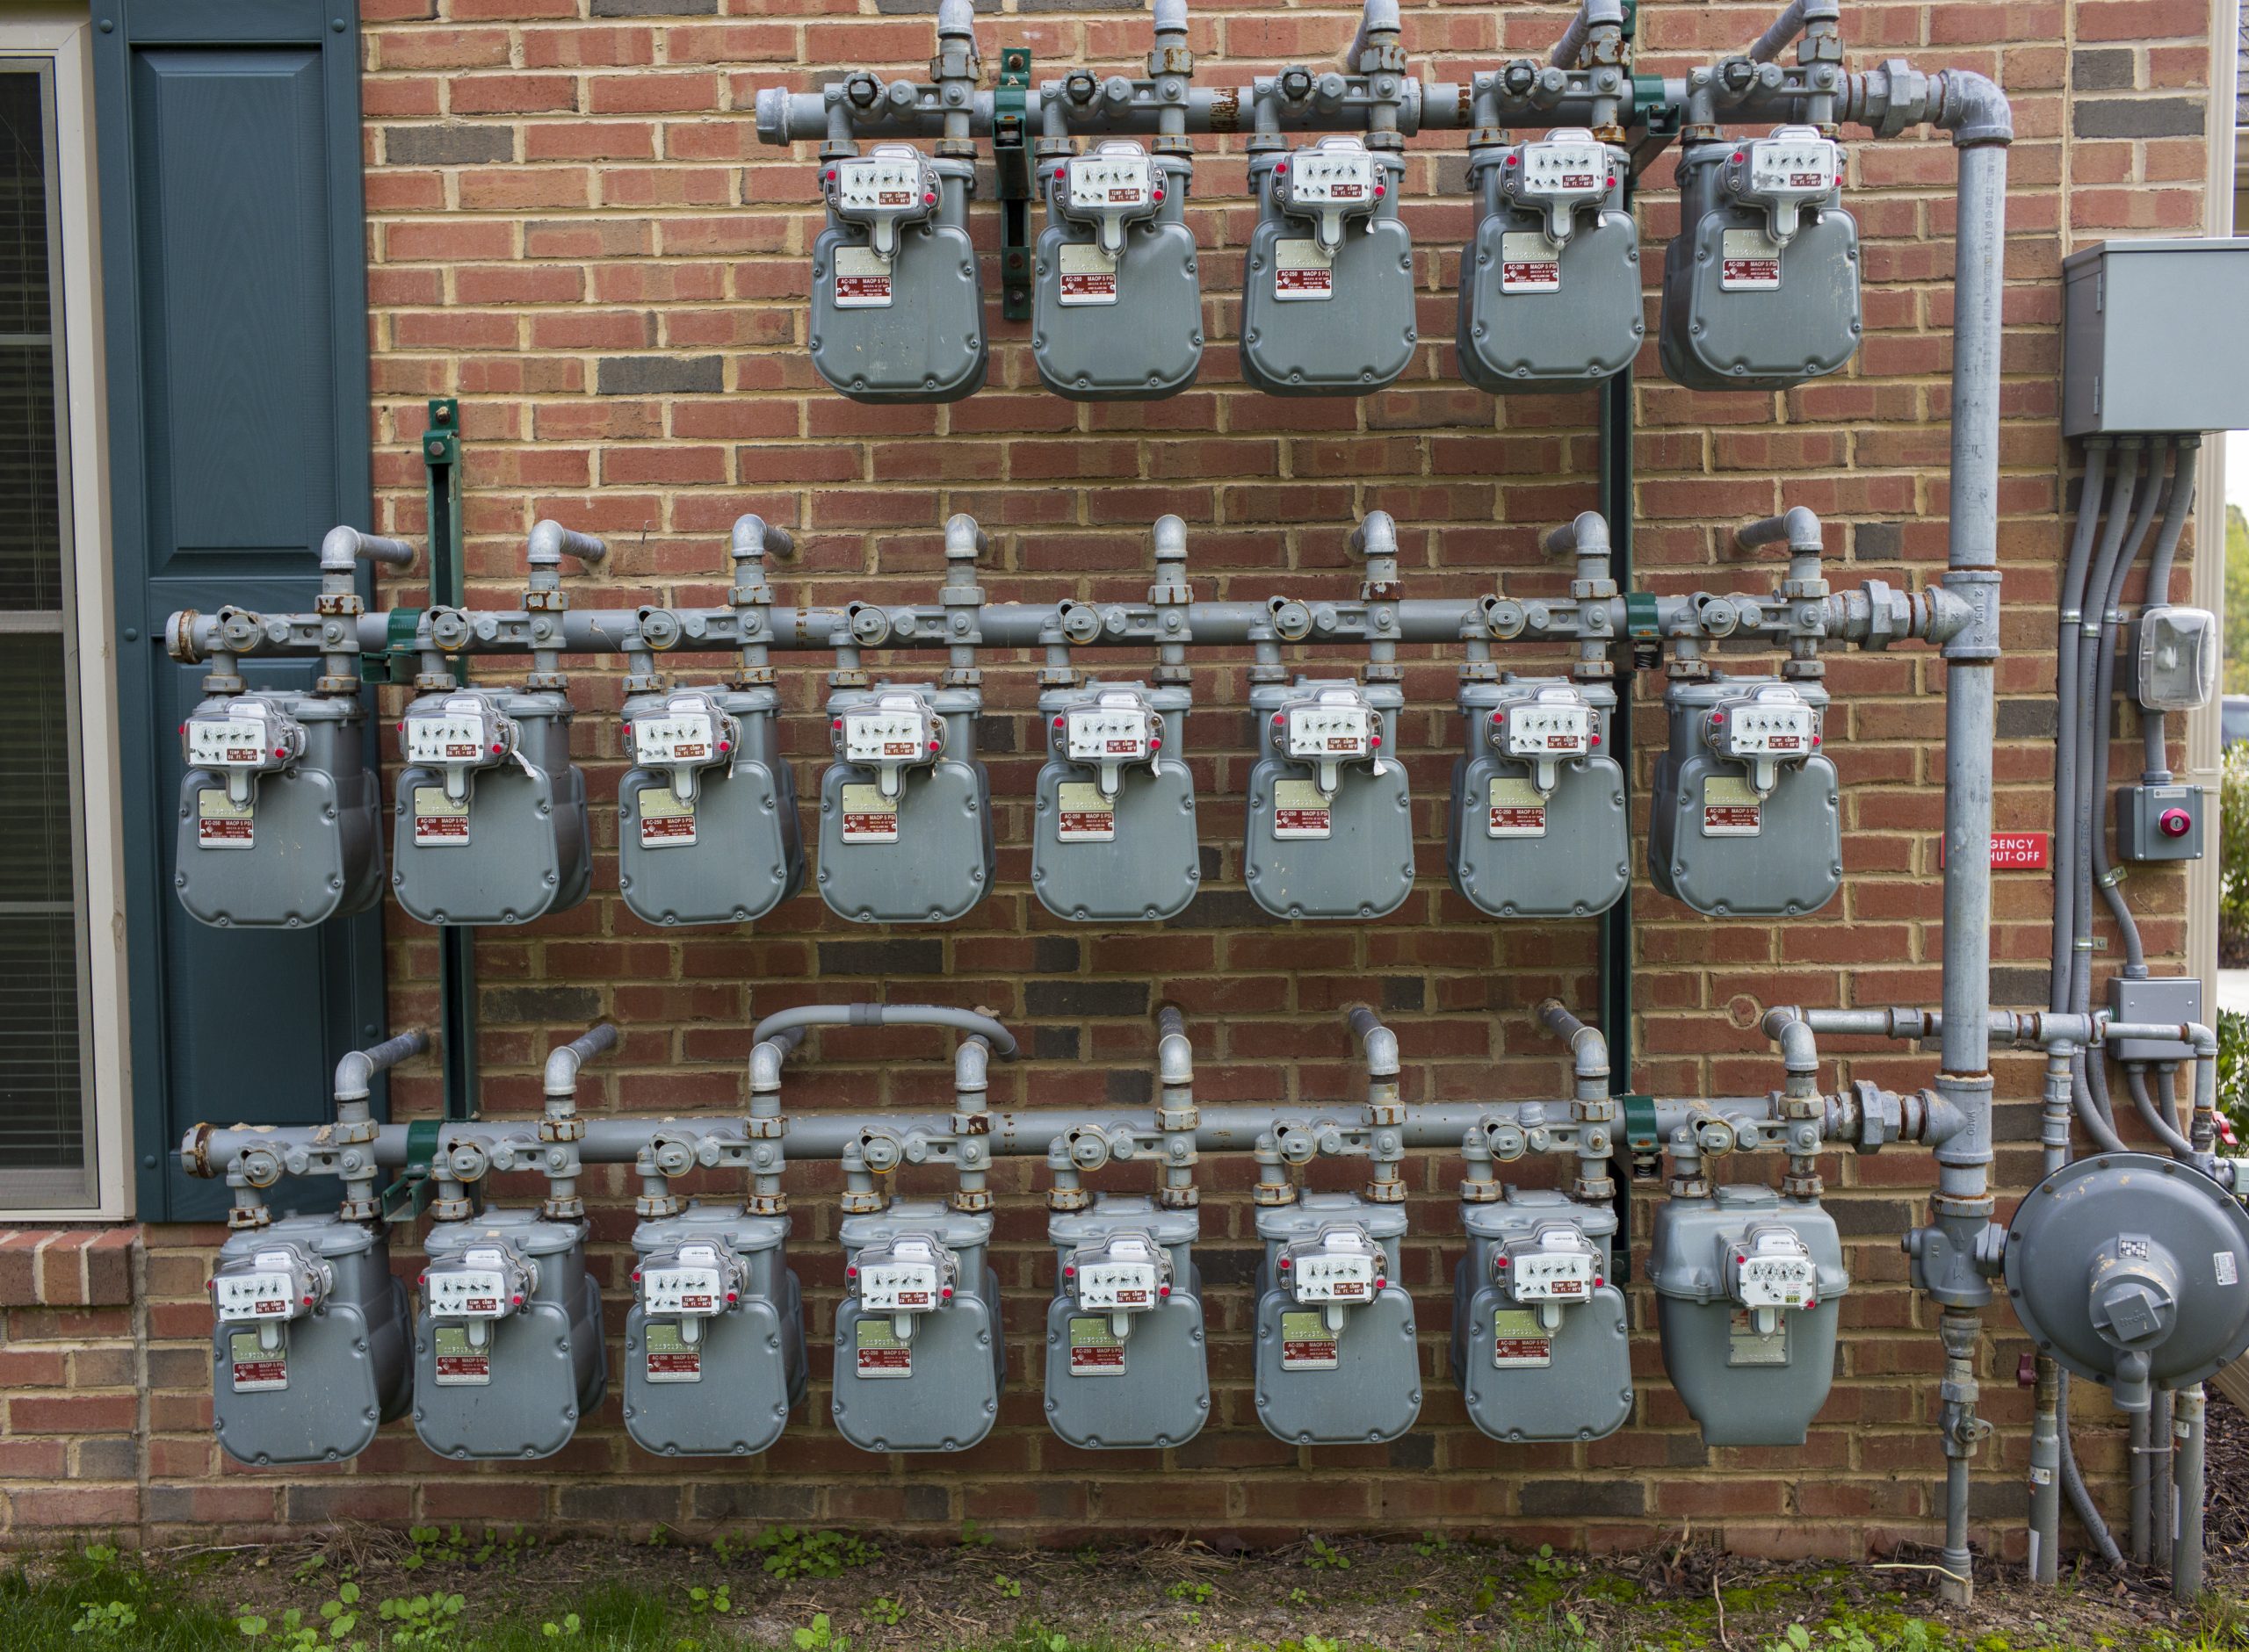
<box><xmin>806</xmin><ymin>126</ymin><xmax>1857</xmax><ymax>402</ymax></box>
<box><xmin>207</xmin><ymin>1184</ymin><xmax>1844</xmax><ymax>1466</ymax></box>
<box><xmin>177</xmin><ymin>671</ymin><xmax>1841</xmax><ymax>930</ymax></box>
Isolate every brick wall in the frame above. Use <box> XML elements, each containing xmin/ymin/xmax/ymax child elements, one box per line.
<box><xmin>2</xmin><ymin>0</ymin><xmax>2222</xmax><ymax>1555</ymax></box>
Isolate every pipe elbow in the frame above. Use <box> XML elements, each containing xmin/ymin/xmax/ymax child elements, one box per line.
<box><xmin>1152</xmin><ymin>513</ymin><xmax>1190</xmax><ymax>563</ymax></box>
<box><xmin>320</xmin><ymin>525</ymin><xmax>363</xmax><ymax>574</ymax></box>
<box><xmin>1152</xmin><ymin>0</ymin><xmax>1189</xmax><ymax>33</ymax></box>
<box><xmin>332</xmin><ymin>1051</ymin><xmax>374</xmax><ymax>1106</ymax></box>
<box><xmin>1344</xmin><ymin>1006</ymin><xmax>1401</xmax><ymax>1078</ymax></box>
<box><xmin>936</xmin><ymin>0</ymin><xmax>975</xmax><ymax>37</ymax></box>
<box><xmin>1776</xmin><ymin>1019</ymin><xmax>1819</xmax><ymax>1078</ymax></box>
<box><xmin>1348</xmin><ymin>509</ymin><xmax>1399</xmax><ymax>563</ymax></box>
<box><xmin>731</xmin><ymin>514</ymin><xmax>795</xmax><ymax>568</ymax></box>
<box><xmin>528</xmin><ymin>519</ymin><xmax>608</xmax><ymax>572</ymax></box>
<box><xmin>748</xmin><ymin>1040</ymin><xmax>788</xmax><ymax>1094</ymax></box>
<box><xmin>944</xmin><ymin>513</ymin><xmax>992</xmax><ymax>562</ymax></box>
<box><xmin>1934</xmin><ymin>69</ymin><xmax>2013</xmax><ymax>147</ymax></box>
<box><xmin>1359</xmin><ymin>0</ymin><xmax>1402</xmax><ymax>35</ymax></box>
<box><xmin>1157</xmin><ymin>1032</ymin><xmax>1194</xmax><ymax>1088</ymax></box>
<box><xmin>1542</xmin><ymin>511</ymin><xmax>1609</xmax><ymax>559</ymax></box>
<box><xmin>544</xmin><ymin>1022</ymin><xmax>619</xmax><ymax>1100</ymax></box>
<box><xmin>1735</xmin><ymin>507</ymin><xmax>1824</xmax><ymax>556</ymax></box>
<box><xmin>955</xmin><ymin>1035</ymin><xmax>991</xmax><ymax>1094</ymax></box>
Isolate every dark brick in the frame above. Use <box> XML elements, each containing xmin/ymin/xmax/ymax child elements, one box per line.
<box><xmin>1852</xmin><ymin>521</ymin><xmax>1902</xmax><ymax>561</ymax></box>
<box><xmin>974</xmin><ymin>718</ymin><xmax>1017</xmax><ymax>754</ymax></box>
<box><xmin>2070</xmin><ymin>48</ymin><xmax>2135</xmax><ymax>91</ymax></box>
<box><xmin>1519</xmin><ymin>1479</ymin><xmax>1645</xmax><ymax>1517</ymax></box>
<box><xmin>894</xmin><ymin>1482</ymin><xmax>951</xmax><ymax>1523</ymax></box>
<box><xmin>597</xmin><ymin>355</ymin><xmax>723</xmax><ymax>396</ymax></box>
<box><xmin>1387</xmin><ymin>1432</ymin><xmax>1435</xmax><ymax>1470</ymax></box>
<box><xmin>2072</xmin><ymin>98</ymin><xmax>2204</xmax><ymax>140</ymax></box>
<box><xmin>1989</xmin><ymin>965</ymin><xmax>2052</xmax><ymax>1008</ymax></box>
<box><xmin>1378</xmin><ymin>977</ymin><xmax>1425</xmax><ymax>1013</ymax></box>
<box><xmin>1666</xmin><ymin>1433</ymin><xmax>1711</xmax><ymax>1468</ymax></box>
<box><xmin>1033</xmin><ymin>937</ymin><xmax>1081</xmax><ymax>974</ymax></box>
<box><xmin>483</xmin><ymin>985</ymin><xmax>603</xmax><ymax>1023</ymax></box>
<box><xmin>1024</xmin><ymin>980</ymin><xmax>1149</xmax><ymax>1019</ymax></box>
<box><xmin>1827</xmin><ymin>1199</ymin><xmax>1919</xmax><ymax>1238</ymax></box>
<box><xmin>689</xmin><ymin>1482</ymin><xmax>819</xmax><ymax>1523</ymax></box>
<box><xmin>1167</xmin><ymin>889</ymin><xmax>1264</xmax><ymax>929</ymax></box>
<box><xmin>874</xmin><ymin>0</ymin><xmax>996</xmax><ymax>11</ymax></box>
<box><xmin>1995</xmin><ymin>699</ymin><xmax>2057</xmax><ymax>739</ymax></box>
<box><xmin>1195</xmin><ymin>1247</ymin><xmax>1261</xmax><ymax>1288</ymax></box>
<box><xmin>384</xmin><ymin>126</ymin><xmax>514</xmax><ymax>166</ymax></box>
<box><xmin>1104</xmin><ymin>1068</ymin><xmax>1153</xmax><ymax>1107</ymax></box>
<box><xmin>592</xmin><ymin>0</ymin><xmax>715</xmax><ymax>13</ymax></box>
<box><xmin>818</xmin><ymin>939</ymin><xmax>944</xmax><ymax>977</ymax></box>
<box><xmin>1034</xmin><ymin>1026</ymin><xmax>1081</xmax><ymax>1061</ymax></box>
<box><xmin>558</xmin><ymin>1482</ymin><xmax>683</xmax><ymax>1525</ymax></box>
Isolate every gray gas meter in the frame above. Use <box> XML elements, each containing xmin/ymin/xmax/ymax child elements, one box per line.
<box><xmin>1450</xmin><ymin>1189</ymin><xmax>1631</xmax><ymax>1443</ymax></box>
<box><xmin>209</xmin><ymin>1215</ymin><xmax>411</xmax><ymax>1467</ymax></box>
<box><xmin>1044</xmin><ymin>1198</ymin><xmax>1208</xmax><ymax>1450</ymax></box>
<box><xmin>1649</xmin><ymin>675</ymin><xmax>1840</xmax><ymax>917</ymax></box>
<box><xmin>1253</xmin><ymin>1194</ymin><xmax>1420</xmax><ymax>1445</ymax></box>
<box><xmin>1447</xmin><ymin>677</ymin><xmax>1628</xmax><ymax>919</ymax></box>
<box><xmin>810</xmin><ymin>143</ymin><xmax>985</xmax><ymax>402</ymax></box>
<box><xmin>817</xmin><ymin>682</ymin><xmax>994</xmax><ymax>924</ymax></box>
<box><xmin>623</xmin><ymin>1202</ymin><xmax>806</xmax><ymax>1457</ymax></box>
<box><xmin>1032</xmin><ymin>681</ymin><xmax>1198</xmax><ymax>922</ymax></box>
<box><xmin>391</xmin><ymin>685</ymin><xmax>590</xmax><ymax>927</ymax></box>
<box><xmin>832</xmin><ymin>1201</ymin><xmax>1004</xmax><ymax>1453</ymax></box>
<box><xmin>618</xmin><ymin>686</ymin><xmax>804</xmax><ymax>926</ymax></box>
<box><xmin>1241</xmin><ymin>136</ymin><xmax>1414</xmax><ymax>395</ymax></box>
<box><xmin>1457</xmin><ymin>129</ymin><xmax>1641</xmax><ymax>392</ymax></box>
<box><xmin>412</xmin><ymin>1208</ymin><xmax>605</xmax><ymax>1461</ymax></box>
<box><xmin>1034</xmin><ymin>141</ymin><xmax>1202</xmax><ymax>400</ymax></box>
<box><xmin>1244</xmin><ymin>678</ymin><xmax>1414</xmax><ymax>920</ymax></box>
<box><xmin>176</xmin><ymin>691</ymin><xmax>386</xmax><ymax>928</ymax></box>
<box><xmin>1660</xmin><ymin>126</ymin><xmax>1861</xmax><ymax>390</ymax></box>
<box><xmin>1646</xmin><ymin>1185</ymin><xmax>1848</xmax><ymax>1446</ymax></box>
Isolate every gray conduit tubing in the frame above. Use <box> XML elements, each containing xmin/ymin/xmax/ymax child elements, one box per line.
<box><xmin>2050</xmin><ymin>442</ymin><xmax>2109</xmax><ymax>1015</ymax></box>
<box><xmin>2126</xmin><ymin>1064</ymin><xmax>2198</xmax><ymax>1163</ymax></box>
<box><xmin>2132</xmin><ymin>1407</ymin><xmax>2154</xmax><ymax>1565</ymax></box>
<box><xmin>2138</xmin><ymin>441</ymin><xmax>2200</xmax><ymax>777</ymax></box>
<box><xmin>2153</xmin><ymin>1384</ymin><xmax>2174</xmax><ymax>1563</ymax></box>
<box><xmin>2089</xmin><ymin>444</ymin><xmax>2173</xmax><ymax>979</ymax></box>
<box><xmin>2176</xmin><ymin>1384</ymin><xmax>2209</xmax><ymax>1598</ymax></box>
<box><xmin>748</xmin><ymin>1003</ymin><xmax>1019</xmax><ymax>1060</ymax></box>
<box><xmin>2027</xmin><ymin>1045</ymin><xmax>2072</xmax><ymax>1580</ymax></box>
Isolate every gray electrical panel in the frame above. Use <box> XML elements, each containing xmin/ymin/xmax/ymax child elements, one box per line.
<box><xmin>1447</xmin><ymin>677</ymin><xmax>1629</xmax><ymax>918</ymax></box>
<box><xmin>208</xmin><ymin>1215</ymin><xmax>412</xmax><ymax>1467</ymax></box>
<box><xmin>1457</xmin><ymin>130</ymin><xmax>1642</xmax><ymax>392</ymax></box>
<box><xmin>1240</xmin><ymin>137</ymin><xmax>1415</xmax><ymax>395</ymax></box>
<box><xmin>175</xmin><ymin>691</ymin><xmax>386</xmax><ymax>928</ymax></box>
<box><xmin>413</xmin><ymin>1208</ymin><xmax>606</xmax><ymax>1461</ymax></box>
<box><xmin>1033</xmin><ymin>141</ymin><xmax>1203</xmax><ymax>400</ymax></box>
<box><xmin>810</xmin><ymin>145</ymin><xmax>987</xmax><ymax>403</ymax></box>
<box><xmin>1031</xmin><ymin>681</ymin><xmax>1198</xmax><ymax>922</ymax></box>
<box><xmin>816</xmin><ymin>682</ymin><xmax>994</xmax><ymax>924</ymax></box>
<box><xmin>618</xmin><ymin>686</ymin><xmax>805</xmax><ymax>926</ymax></box>
<box><xmin>1646</xmin><ymin>1185</ymin><xmax>1848</xmax><ymax>1446</ymax></box>
<box><xmin>1660</xmin><ymin>126</ymin><xmax>1861</xmax><ymax>391</ymax></box>
<box><xmin>1649</xmin><ymin>675</ymin><xmax>1840</xmax><ymax>917</ymax></box>
<box><xmin>391</xmin><ymin>685</ymin><xmax>590</xmax><ymax>927</ymax></box>
<box><xmin>1243</xmin><ymin>678</ymin><xmax>1414</xmax><ymax>920</ymax></box>
<box><xmin>1043</xmin><ymin>1197</ymin><xmax>1209</xmax><ymax>1450</ymax></box>
<box><xmin>832</xmin><ymin>1201</ymin><xmax>1004</xmax><ymax>1453</ymax></box>
<box><xmin>1252</xmin><ymin>1194</ymin><xmax>1421</xmax><ymax>1445</ymax></box>
<box><xmin>2062</xmin><ymin>238</ymin><xmax>2249</xmax><ymax>436</ymax></box>
<box><xmin>1449</xmin><ymin>1189</ymin><xmax>1631</xmax><ymax>1442</ymax></box>
<box><xmin>622</xmin><ymin>1202</ymin><xmax>806</xmax><ymax>1457</ymax></box>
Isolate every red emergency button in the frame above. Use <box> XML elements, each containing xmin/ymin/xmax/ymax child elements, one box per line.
<box><xmin>2159</xmin><ymin>808</ymin><xmax>2193</xmax><ymax>840</ymax></box>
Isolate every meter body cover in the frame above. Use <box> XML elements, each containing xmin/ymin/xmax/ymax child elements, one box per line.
<box><xmin>1031</xmin><ymin>681</ymin><xmax>1198</xmax><ymax>921</ymax></box>
<box><xmin>1252</xmin><ymin>1194</ymin><xmax>1420</xmax><ymax>1444</ymax></box>
<box><xmin>1241</xmin><ymin>138</ymin><xmax>1415</xmax><ymax>395</ymax></box>
<box><xmin>391</xmin><ymin>684</ymin><xmax>589</xmax><ymax>926</ymax></box>
<box><xmin>1244</xmin><ymin>678</ymin><xmax>1414</xmax><ymax>920</ymax></box>
<box><xmin>832</xmin><ymin>1201</ymin><xmax>1003</xmax><ymax>1453</ymax></box>
<box><xmin>618</xmin><ymin>684</ymin><xmax>804</xmax><ymax>926</ymax></box>
<box><xmin>1447</xmin><ymin>677</ymin><xmax>1628</xmax><ymax>918</ymax></box>
<box><xmin>1649</xmin><ymin>675</ymin><xmax>1840</xmax><ymax>917</ymax></box>
<box><xmin>1450</xmin><ymin>1190</ymin><xmax>1631</xmax><ymax>1442</ymax></box>
<box><xmin>817</xmin><ymin>682</ymin><xmax>994</xmax><ymax>923</ymax></box>
<box><xmin>176</xmin><ymin>690</ymin><xmax>387</xmax><ymax>928</ymax></box>
<box><xmin>811</xmin><ymin>146</ymin><xmax>984</xmax><ymax>403</ymax></box>
<box><xmin>1033</xmin><ymin>142</ymin><xmax>1202</xmax><ymax>400</ymax></box>
<box><xmin>1044</xmin><ymin>1197</ymin><xmax>1208</xmax><ymax>1449</ymax></box>
<box><xmin>209</xmin><ymin>1215</ymin><xmax>411</xmax><ymax>1466</ymax></box>
<box><xmin>413</xmin><ymin>1208</ymin><xmax>605</xmax><ymax>1461</ymax></box>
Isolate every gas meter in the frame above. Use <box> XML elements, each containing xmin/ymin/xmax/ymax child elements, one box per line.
<box><xmin>1660</xmin><ymin>125</ymin><xmax>1861</xmax><ymax>390</ymax></box>
<box><xmin>1649</xmin><ymin>675</ymin><xmax>1840</xmax><ymax>917</ymax></box>
<box><xmin>208</xmin><ymin>1215</ymin><xmax>411</xmax><ymax>1467</ymax></box>
<box><xmin>1253</xmin><ymin>1194</ymin><xmax>1420</xmax><ymax>1445</ymax></box>
<box><xmin>1240</xmin><ymin>136</ymin><xmax>1415</xmax><ymax>395</ymax></box>
<box><xmin>1646</xmin><ymin>1185</ymin><xmax>1848</xmax><ymax>1446</ymax></box>
<box><xmin>412</xmin><ymin>1209</ymin><xmax>605</xmax><ymax>1461</ymax></box>
<box><xmin>1447</xmin><ymin>677</ymin><xmax>1628</xmax><ymax>918</ymax></box>
<box><xmin>623</xmin><ymin>1202</ymin><xmax>807</xmax><ymax>1457</ymax></box>
<box><xmin>391</xmin><ymin>685</ymin><xmax>590</xmax><ymax>927</ymax></box>
<box><xmin>1450</xmin><ymin>1190</ymin><xmax>1631</xmax><ymax>1442</ymax></box>
<box><xmin>175</xmin><ymin>691</ymin><xmax>386</xmax><ymax>928</ymax></box>
<box><xmin>1044</xmin><ymin>1198</ymin><xmax>1208</xmax><ymax>1450</ymax></box>
<box><xmin>832</xmin><ymin>1202</ymin><xmax>1003</xmax><ymax>1453</ymax></box>
<box><xmin>1033</xmin><ymin>141</ymin><xmax>1202</xmax><ymax>400</ymax></box>
<box><xmin>618</xmin><ymin>686</ymin><xmax>804</xmax><ymax>926</ymax></box>
<box><xmin>810</xmin><ymin>143</ymin><xmax>986</xmax><ymax>402</ymax></box>
<box><xmin>1031</xmin><ymin>682</ymin><xmax>1198</xmax><ymax>922</ymax></box>
<box><xmin>1457</xmin><ymin>129</ymin><xmax>1641</xmax><ymax>392</ymax></box>
<box><xmin>816</xmin><ymin>683</ymin><xmax>994</xmax><ymax>923</ymax></box>
<box><xmin>1244</xmin><ymin>679</ymin><xmax>1414</xmax><ymax>920</ymax></box>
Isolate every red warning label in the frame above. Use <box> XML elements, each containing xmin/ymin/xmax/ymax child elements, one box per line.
<box><xmin>231</xmin><ymin>1360</ymin><xmax>288</xmax><ymax>1389</ymax></box>
<box><xmin>436</xmin><ymin>1354</ymin><xmax>489</xmax><ymax>1382</ymax></box>
<box><xmin>1071</xmin><ymin>1344</ymin><xmax>1125</xmax><ymax>1373</ymax></box>
<box><xmin>647</xmin><ymin>1352</ymin><xmax>702</xmax><ymax>1379</ymax></box>
<box><xmin>199</xmin><ymin>818</ymin><xmax>254</xmax><ymax>846</ymax></box>
<box><xmin>1721</xmin><ymin>256</ymin><xmax>1781</xmax><ymax>290</ymax></box>
<box><xmin>1704</xmin><ymin>804</ymin><xmax>1761</xmax><ymax>833</ymax></box>
<box><xmin>857</xmin><ymin>1345</ymin><xmax>911</xmax><ymax>1374</ymax></box>
<box><xmin>836</xmin><ymin>274</ymin><xmax>891</xmax><ymax>303</ymax></box>
<box><xmin>1276</xmin><ymin>266</ymin><xmax>1333</xmax><ymax>298</ymax></box>
<box><xmin>1061</xmin><ymin>271</ymin><xmax>1117</xmax><ymax>301</ymax></box>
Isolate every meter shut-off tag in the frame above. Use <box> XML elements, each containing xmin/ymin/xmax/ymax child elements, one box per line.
<box><xmin>833</xmin><ymin>1203</ymin><xmax>1003</xmax><ymax>1453</ymax></box>
<box><xmin>1035</xmin><ymin>141</ymin><xmax>1203</xmax><ymax>399</ymax></box>
<box><xmin>1045</xmin><ymin>1200</ymin><xmax>1209</xmax><ymax>1449</ymax></box>
<box><xmin>1242</xmin><ymin>137</ymin><xmax>1415</xmax><ymax>394</ymax></box>
<box><xmin>618</xmin><ymin>686</ymin><xmax>803</xmax><ymax>926</ymax></box>
<box><xmin>1245</xmin><ymin>680</ymin><xmax>1414</xmax><ymax>920</ymax></box>
<box><xmin>1253</xmin><ymin>1195</ymin><xmax>1420</xmax><ymax>1445</ymax></box>
<box><xmin>1032</xmin><ymin>682</ymin><xmax>1198</xmax><ymax>922</ymax></box>
<box><xmin>811</xmin><ymin>144</ymin><xmax>986</xmax><ymax>402</ymax></box>
<box><xmin>624</xmin><ymin>1203</ymin><xmax>806</xmax><ymax>1457</ymax></box>
<box><xmin>817</xmin><ymin>684</ymin><xmax>994</xmax><ymax>924</ymax></box>
<box><xmin>1650</xmin><ymin>676</ymin><xmax>1840</xmax><ymax>917</ymax></box>
<box><xmin>1451</xmin><ymin>1191</ymin><xmax>1631</xmax><ymax>1442</ymax></box>
<box><xmin>1448</xmin><ymin>677</ymin><xmax>1628</xmax><ymax>918</ymax></box>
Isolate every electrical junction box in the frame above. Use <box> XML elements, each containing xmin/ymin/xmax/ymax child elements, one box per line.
<box><xmin>1252</xmin><ymin>1193</ymin><xmax>1421</xmax><ymax>1445</ymax></box>
<box><xmin>209</xmin><ymin>1215</ymin><xmax>411</xmax><ymax>1467</ymax></box>
<box><xmin>622</xmin><ymin>1201</ymin><xmax>806</xmax><ymax>1457</ymax></box>
<box><xmin>1646</xmin><ymin>1185</ymin><xmax>1848</xmax><ymax>1446</ymax></box>
<box><xmin>1043</xmin><ymin>1197</ymin><xmax>1208</xmax><ymax>1450</ymax></box>
<box><xmin>1243</xmin><ymin>678</ymin><xmax>1414</xmax><ymax>920</ymax></box>
<box><xmin>832</xmin><ymin>1201</ymin><xmax>1003</xmax><ymax>1453</ymax></box>
<box><xmin>391</xmin><ymin>685</ymin><xmax>589</xmax><ymax>927</ymax></box>
<box><xmin>2063</xmin><ymin>239</ymin><xmax>2249</xmax><ymax>436</ymax></box>
<box><xmin>1660</xmin><ymin>126</ymin><xmax>1861</xmax><ymax>391</ymax></box>
<box><xmin>1449</xmin><ymin>1189</ymin><xmax>1631</xmax><ymax>1443</ymax></box>
<box><xmin>1649</xmin><ymin>675</ymin><xmax>1840</xmax><ymax>917</ymax></box>
<box><xmin>413</xmin><ymin>1208</ymin><xmax>606</xmax><ymax>1461</ymax></box>
<box><xmin>618</xmin><ymin>686</ymin><xmax>805</xmax><ymax>926</ymax></box>
<box><xmin>1456</xmin><ymin>129</ymin><xmax>1641</xmax><ymax>392</ymax></box>
<box><xmin>1031</xmin><ymin>681</ymin><xmax>1198</xmax><ymax>921</ymax></box>
<box><xmin>176</xmin><ymin>691</ymin><xmax>385</xmax><ymax>928</ymax></box>
<box><xmin>810</xmin><ymin>145</ymin><xmax>986</xmax><ymax>403</ymax></box>
<box><xmin>1033</xmin><ymin>141</ymin><xmax>1202</xmax><ymax>400</ymax></box>
<box><xmin>2107</xmin><ymin>975</ymin><xmax>2205</xmax><ymax>1065</ymax></box>
<box><xmin>817</xmin><ymin>682</ymin><xmax>994</xmax><ymax>923</ymax></box>
<box><xmin>2117</xmin><ymin>782</ymin><xmax>2204</xmax><ymax>862</ymax></box>
<box><xmin>1240</xmin><ymin>137</ymin><xmax>1415</xmax><ymax>395</ymax></box>
<box><xmin>1447</xmin><ymin>677</ymin><xmax>1628</xmax><ymax>918</ymax></box>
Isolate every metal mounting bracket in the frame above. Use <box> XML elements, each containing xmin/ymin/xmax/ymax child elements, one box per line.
<box><xmin>995</xmin><ymin>47</ymin><xmax>1034</xmax><ymax>321</ymax></box>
